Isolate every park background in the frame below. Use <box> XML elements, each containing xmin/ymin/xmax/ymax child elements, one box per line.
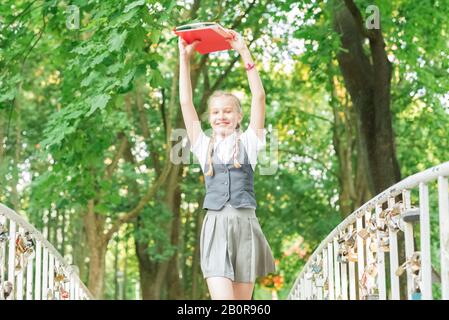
<box><xmin>1</xmin><ymin>0</ymin><xmax>448</xmax><ymax>299</ymax></box>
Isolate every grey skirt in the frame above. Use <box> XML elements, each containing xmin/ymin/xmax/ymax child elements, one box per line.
<box><xmin>200</xmin><ymin>205</ymin><xmax>276</xmax><ymax>283</ymax></box>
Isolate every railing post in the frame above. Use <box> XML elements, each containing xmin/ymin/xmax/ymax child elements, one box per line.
<box><xmin>305</xmin><ymin>271</ymin><xmax>312</xmax><ymax>300</ymax></box>
<box><xmin>348</xmin><ymin>225</ymin><xmax>357</xmax><ymax>300</ymax></box>
<box><xmin>311</xmin><ymin>273</ymin><xmax>317</xmax><ymax>300</ymax></box>
<box><xmin>65</xmin><ymin>278</ymin><xmax>70</xmax><ymax>300</ymax></box>
<box><xmin>327</xmin><ymin>242</ymin><xmax>335</xmax><ymax>299</ymax></box>
<box><xmin>375</xmin><ymin>204</ymin><xmax>387</xmax><ymax>300</ymax></box>
<box><xmin>340</xmin><ymin>231</ymin><xmax>348</xmax><ymax>300</ymax></box>
<box><xmin>317</xmin><ymin>252</ymin><xmax>324</xmax><ymax>300</ymax></box>
<box><xmin>16</xmin><ymin>228</ymin><xmax>25</xmax><ymax>300</ymax></box>
<box><xmin>300</xmin><ymin>275</ymin><xmax>306</xmax><ymax>300</ymax></box>
<box><xmin>54</xmin><ymin>260</ymin><xmax>60</xmax><ymax>300</ymax></box>
<box><xmin>333</xmin><ymin>237</ymin><xmax>341</xmax><ymax>299</ymax></box>
<box><xmin>388</xmin><ymin>197</ymin><xmax>400</xmax><ymax>300</ymax></box>
<box><xmin>34</xmin><ymin>240</ymin><xmax>42</xmax><ymax>300</ymax></box>
<box><xmin>322</xmin><ymin>247</ymin><xmax>328</xmax><ymax>300</ymax></box>
<box><xmin>403</xmin><ymin>189</ymin><xmax>416</xmax><ymax>299</ymax></box>
<box><xmin>419</xmin><ymin>182</ymin><xmax>433</xmax><ymax>299</ymax></box>
<box><xmin>438</xmin><ymin>176</ymin><xmax>449</xmax><ymax>300</ymax></box>
<box><xmin>0</xmin><ymin>215</ymin><xmax>6</xmax><ymax>292</ymax></box>
<box><xmin>26</xmin><ymin>250</ymin><xmax>34</xmax><ymax>300</ymax></box>
<box><xmin>49</xmin><ymin>254</ymin><xmax>55</xmax><ymax>299</ymax></box>
<box><xmin>356</xmin><ymin>214</ymin><xmax>364</xmax><ymax>299</ymax></box>
<box><xmin>7</xmin><ymin>220</ymin><xmax>16</xmax><ymax>286</ymax></box>
<box><xmin>42</xmin><ymin>247</ymin><xmax>48</xmax><ymax>300</ymax></box>
<box><xmin>365</xmin><ymin>210</ymin><xmax>374</xmax><ymax>266</ymax></box>
<box><xmin>70</xmin><ymin>273</ymin><xmax>76</xmax><ymax>300</ymax></box>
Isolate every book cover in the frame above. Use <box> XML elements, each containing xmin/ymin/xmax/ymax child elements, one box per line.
<box><xmin>174</xmin><ymin>22</ymin><xmax>233</xmax><ymax>55</ymax></box>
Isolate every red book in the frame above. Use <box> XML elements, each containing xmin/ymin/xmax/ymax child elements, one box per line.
<box><xmin>173</xmin><ymin>22</ymin><xmax>233</xmax><ymax>55</ymax></box>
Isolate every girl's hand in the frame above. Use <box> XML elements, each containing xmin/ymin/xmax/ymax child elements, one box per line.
<box><xmin>178</xmin><ymin>37</ymin><xmax>200</xmax><ymax>60</ymax></box>
<box><xmin>225</xmin><ymin>29</ymin><xmax>248</xmax><ymax>54</ymax></box>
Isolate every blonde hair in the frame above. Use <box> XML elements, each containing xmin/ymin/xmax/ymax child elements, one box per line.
<box><xmin>206</xmin><ymin>91</ymin><xmax>242</xmax><ymax>176</ymax></box>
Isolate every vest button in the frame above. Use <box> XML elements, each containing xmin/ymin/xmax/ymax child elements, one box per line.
<box><xmin>224</xmin><ymin>181</ymin><xmax>228</xmax><ymax>185</ymax></box>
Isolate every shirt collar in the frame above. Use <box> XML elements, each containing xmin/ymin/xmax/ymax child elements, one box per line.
<box><xmin>214</xmin><ymin>131</ymin><xmax>237</xmax><ymax>144</ymax></box>
<box><xmin>213</xmin><ymin>132</ymin><xmax>238</xmax><ymax>156</ymax></box>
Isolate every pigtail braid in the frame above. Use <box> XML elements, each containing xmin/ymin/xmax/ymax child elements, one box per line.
<box><xmin>205</xmin><ymin>132</ymin><xmax>215</xmax><ymax>176</ymax></box>
<box><xmin>233</xmin><ymin>125</ymin><xmax>242</xmax><ymax>169</ymax></box>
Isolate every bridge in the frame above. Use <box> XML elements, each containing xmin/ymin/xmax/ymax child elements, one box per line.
<box><xmin>0</xmin><ymin>204</ymin><xmax>92</xmax><ymax>300</ymax></box>
<box><xmin>1</xmin><ymin>161</ymin><xmax>448</xmax><ymax>300</ymax></box>
<box><xmin>288</xmin><ymin>161</ymin><xmax>449</xmax><ymax>300</ymax></box>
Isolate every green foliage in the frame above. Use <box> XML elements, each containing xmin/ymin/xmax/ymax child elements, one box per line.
<box><xmin>134</xmin><ymin>203</ymin><xmax>177</xmax><ymax>262</ymax></box>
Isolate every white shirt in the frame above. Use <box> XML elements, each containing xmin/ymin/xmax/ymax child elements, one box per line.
<box><xmin>191</xmin><ymin>126</ymin><xmax>266</xmax><ymax>173</ymax></box>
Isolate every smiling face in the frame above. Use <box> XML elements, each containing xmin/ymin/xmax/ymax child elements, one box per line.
<box><xmin>208</xmin><ymin>96</ymin><xmax>242</xmax><ymax>137</ymax></box>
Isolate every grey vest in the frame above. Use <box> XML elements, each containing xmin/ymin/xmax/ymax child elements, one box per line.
<box><xmin>203</xmin><ymin>140</ymin><xmax>257</xmax><ymax>210</ymax></box>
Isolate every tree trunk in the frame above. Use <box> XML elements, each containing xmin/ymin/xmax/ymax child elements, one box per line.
<box><xmin>330</xmin><ymin>72</ymin><xmax>372</xmax><ymax>218</ymax></box>
<box><xmin>0</xmin><ymin>112</ymin><xmax>4</xmax><ymax>164</ymax></box>
<box><xmin>181</xmin><ymin>199</ymin><xmax>191</xmax><ymax>297</ymax></box>
<box><xmin>191</xmin><ymin>204</ymin><xmax>205</xmax><ymax>299</ymax></box>
<box><xmin>332</xmin><ymin>0</ymin><xmax>401</xmax><ymax>195</ymax></box>
<box><xmin>83</xmin><ymin>200</ymin><xmax>107</xmax><ymax>298</ymax></box>
<box><xmin>10</xmin><ymin>98</ymin><xmax>21</xmax><ymax>211</ymax></box>
<box><xmin>123</xmin><ymin>234</ymin><xmax>129</xmax><ymax>300</ymax></box>
<box><xmin>134</xmin><ymin>165</ymin><xmax>183</xmax><ymax>300</ymax></box>
<box><xmin>114</xmin><ymin>237</ymin><xmax>119</xmax><ymax>300</ymax></box>
<box><xmin>331</xmin><ymin>75</ymin><xmax>356</xmax><ymax>218</ymax></box>
<box><xmin>52</xmin><ymin>209</ymin><xmax>58</xmax><ymax>250</ymax></box>
<box><xmin>120</xmin><ymin>123</ymin><xmax>173</xmax><ymax>300</ymax></box>
<box><xmin>61</xmin><ymin>209</ymin><xmax>66</xmax><ymax>256</ymax></box>
<box><xmin>166</xmin><ymin>165</ymin><xmax>183</xmax><ymax>299</ymax></box>
<box><xmin>135</xmin><ymin>232</ymin><xmax>170</xmax><ymax>300</ymax></box>
<box><xmin>332</xmin><ymin>0</ymin><xmax>405</xmax><ymax>297</ymax></box>
<box><xmin>87</xmin><ymin>239</ymin><xmax>107</xmax><ymax>299</ymax></box>
<box><xmin>73</xmin><ymin>221</ymin><xmax>88</xmax><ymax>283</ymax></box>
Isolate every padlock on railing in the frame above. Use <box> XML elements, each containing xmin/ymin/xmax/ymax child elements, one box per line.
<box><xmin>411</xmin><ymin>290</ymin><xmax>422</xmax><ymax>300</ymax></box>
<box><xmin>0</xmin><ymin>223</ymin><xmax>8</xmax><ymax>242</ymax></box>
<box><xmin>358</xmin><ymin>228</ymin><xmax>370</xmax><ymax>240</ymax></box>
<box><xmin>337</xmin><ymin>245</ymin><xmax>349</xmax><ymax>264</ymax></box>
<box><xmin>311</xmin><ymin>262</ymin><xmax>322</xmax><ymax>273</ymax></box>
<box><xmin>396</xmin><ymin>252</ymin><xmax>421</xmax><ymax>277</ymax></box>
<box><xmin>401</xmin><ymin>207</ymin><xmax>420</xmax><ymax>223</ymax></box>
<box><xmin>2</xmin><ymin>281</ymin><xmax>13</xmax><ymax>300</ymax></box>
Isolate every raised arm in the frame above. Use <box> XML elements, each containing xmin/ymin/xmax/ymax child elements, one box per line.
<box><xmin>178</xmin><ymin>38</ymin><xmax>201</xmax><ymax>146</ymax></box>
<box><xmin>226</xmin><ymin>30</ymin><xmax>266</xmax><ymax>139</ymax></box>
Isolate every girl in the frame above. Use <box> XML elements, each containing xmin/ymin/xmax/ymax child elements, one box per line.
<box><xmin>178</xmin><ymin>29</ymin><xmax>276</xmax><ymax>300</ymax></box>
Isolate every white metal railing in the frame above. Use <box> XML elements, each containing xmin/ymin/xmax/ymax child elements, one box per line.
<box><xmin>0</xmin><ymin>204</ymin><xmax>93</xmax><ymax>300</ymax></box>
<box><xmin>288</xmin><ymin>161</ymin><xmax>449</xmax><ymax>300</ymax></box>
